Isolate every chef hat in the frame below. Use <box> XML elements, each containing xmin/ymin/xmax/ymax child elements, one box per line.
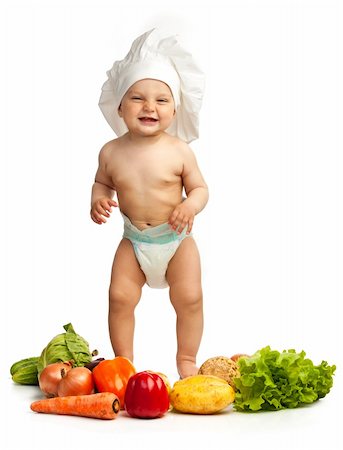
<box><xmin>99</xmin><ymin>28</ymin><xmax>205</xmax><ymax>143</ymax></box>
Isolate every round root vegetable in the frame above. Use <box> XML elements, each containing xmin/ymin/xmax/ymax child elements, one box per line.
<box><xmin>198</xmin><ymin>356</ymin><xmax>239</xmax><ymax>390</ymax></box>
<box><xmin>57</xmin><ymin>367</ymin><xmax>94</xmax><ymax>397</ymax></box>
<box><xmin>39</xmin><ymin>361</ymin><xmax>73</xmax><ymax>397</ymax></box>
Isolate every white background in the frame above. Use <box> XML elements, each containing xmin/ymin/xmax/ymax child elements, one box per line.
<box><xmin>1</xmin><ymin>0</ymin><xmax>342</xmax><ymax>449</ymax></box>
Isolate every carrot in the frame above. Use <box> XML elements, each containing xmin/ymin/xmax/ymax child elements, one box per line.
<box><xmin>30</xmin><ymin>392</ymin><xmax>120</xmax><ymax>420</ymax></box>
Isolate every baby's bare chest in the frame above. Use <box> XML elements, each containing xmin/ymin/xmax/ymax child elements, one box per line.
<box><xmin>107</xmin><ymin>151</ymin><xmax>183</xmax><ymax>191</ymax></box>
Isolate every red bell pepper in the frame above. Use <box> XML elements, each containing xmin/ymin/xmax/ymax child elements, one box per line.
<box><xmin>93</xmin><ymin>356</ymin><xmax>136</xmax><ymax>407</ymax></box>
<box><xmin>124</xmin><ymin>371</ymin><xmax>169</xmax><ymax>419</ymax></box>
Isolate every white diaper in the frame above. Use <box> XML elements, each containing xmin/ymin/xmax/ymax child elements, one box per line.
<box><xmin>122</xmin><ymin>213</ymin><xmax>190</xmax><ymax>289</ymax></box>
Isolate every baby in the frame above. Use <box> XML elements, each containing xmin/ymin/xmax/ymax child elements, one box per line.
<box><xmin>90</xmin><ymin>29</ymin><xmax>208</xmax><ymax>379</ymax></box>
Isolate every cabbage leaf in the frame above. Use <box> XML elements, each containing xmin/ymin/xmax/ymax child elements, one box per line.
<box><xmin>37</xmin><ymin>323</ymin><xmax>92</xmax><ymax>376</ymax></box>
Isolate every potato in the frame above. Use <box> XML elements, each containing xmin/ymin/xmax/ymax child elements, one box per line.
<box><xmin>198</xmin><ymin>356</ymin><xmax>239</xmax><ymax>390</ymax></box>
<box><xmin>170</xmin><ymin>374</ymin><xmax>235</xmax><ymax>414</ymax></box>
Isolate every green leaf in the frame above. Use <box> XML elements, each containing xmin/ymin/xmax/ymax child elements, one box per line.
<box><xmin>234</xmin><ymin>346</ymin><xmax>336</xmax><ymax>412</ymax></box>
<box><xmin>37</xmin><ymin>323</ymin><xmax>92</xmax><ymax>376</ymax></box>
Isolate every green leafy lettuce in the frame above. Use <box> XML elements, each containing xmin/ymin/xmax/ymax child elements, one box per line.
<box><xmin>37</xmin><ymin>323</ymin><xmax>93</xmax><ymax>376</ymax></box>
<box><xmin>234</xmin><ymin>346</ymin><xmax>336</xmax><ymax>412</ymax></box>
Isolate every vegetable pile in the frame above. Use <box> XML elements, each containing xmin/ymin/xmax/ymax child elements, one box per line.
<box><xmin>10</xmin><ymin>327</ymin><xmax>337</xmax><ymax>420</ymax></box>
<box><xmin>10</xmin><ymin>323</ymin><xmax>94</xmax><ymax>386</ymax></box>
<box><xmin>234</xmin><ymin>346</ymin><xmax>336</xmax><ymax>412</ymax></box>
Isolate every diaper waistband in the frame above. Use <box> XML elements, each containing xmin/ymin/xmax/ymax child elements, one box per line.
<box><xmin>122</xmin><ymin>213</ymin><xmax>187</xmax><ymax>244</ymax></box>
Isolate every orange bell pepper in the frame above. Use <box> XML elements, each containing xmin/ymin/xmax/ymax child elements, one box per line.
<box><xmin>93</xmin><ymin>357</ymin><xmax>136</xmax><ymax>407</ymax></box>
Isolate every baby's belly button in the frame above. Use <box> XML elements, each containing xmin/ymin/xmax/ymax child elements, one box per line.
<box><xmin>133</xmin><ymin>218</ymin><xmax>168</xmax><ymax>229</ymax></box>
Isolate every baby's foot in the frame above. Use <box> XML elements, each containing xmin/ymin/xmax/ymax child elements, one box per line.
<box><xmin>177</xmin><ymin>360</ymin><xmax>199</xmax><ymax>379</ymax></box>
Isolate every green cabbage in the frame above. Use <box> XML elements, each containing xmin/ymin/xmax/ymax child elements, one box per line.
<box><xmin>234</xmin><ymin>346</ymin><xmax>336</xmax><ymax>412</ymax></box>
<box><xmin>37</xmin><ymin>323</ymin><xmax>93</xmax><ymax>376</ymax></box>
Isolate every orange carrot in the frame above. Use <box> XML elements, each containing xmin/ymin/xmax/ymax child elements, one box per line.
<box><xmin>30</xmin><ymin>392</ymin><xmax>120</xmax><ymax>420</ymax></box>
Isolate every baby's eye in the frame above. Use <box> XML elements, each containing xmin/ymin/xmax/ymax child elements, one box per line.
<box><xmin>131</xmin><ymin>96</ymin><xmax>142</xmax><ymax>101</ymax></box>
<box><xmin>157</xmin><ymin>99</ymin><xmax>168</xmax><ymax>103</ymax></box>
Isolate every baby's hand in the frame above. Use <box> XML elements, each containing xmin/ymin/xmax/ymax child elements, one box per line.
<box><xmin>168</xmin><ymin>201</ymin><xmax>196</xmax><ymax>235</ymax></box>
<box><xmin>90</xmin><ymin>198</ymin><xmax>118</xmax><ymax>224</ymax></box>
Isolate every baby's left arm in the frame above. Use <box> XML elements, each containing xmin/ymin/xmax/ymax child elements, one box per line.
<box><xmin>168</xmin><ymin>146</ymin><xmax>209</xmax><ymax>234</ymax></box>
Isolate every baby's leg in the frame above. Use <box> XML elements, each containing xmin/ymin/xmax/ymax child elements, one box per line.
<box><xmin>166</xmin><ymin>237</ymin><xmax>203</xmax><ymax>379</ymax></box>
<box><xmin>108</xmin><ymin>239</ymin><xmax>146</xmax><ymax>362</ymax></box>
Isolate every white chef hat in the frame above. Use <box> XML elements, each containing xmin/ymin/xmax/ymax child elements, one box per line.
<box><xmin>99</xmin><ymin>28</ymin><xmax>205</xmax><ymax>143</ymax></box>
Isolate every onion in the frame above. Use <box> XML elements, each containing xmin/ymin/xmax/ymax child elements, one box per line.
<box><xmin>39</xmin><ymin>361</ymin><xmax>72</xmax><ymax>397</ymax></box>
<box><xmin>57</xmin><ymin>367</ymin><xmax>94</xmax><ymax>397</ymax></box>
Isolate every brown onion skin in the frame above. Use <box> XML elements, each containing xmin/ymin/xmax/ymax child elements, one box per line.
<box><xmin>39</xmin><ymin>362</ymin><xmax>72</xmax><ymax>397</ymax></box>
<box><xmin>57</xmin><ymin>367</ymin><xmax>94</xmax><ymax>397</ymax></box>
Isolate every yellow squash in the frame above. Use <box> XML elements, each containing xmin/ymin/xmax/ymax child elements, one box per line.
<box><xmin>169</xmin><ymin>374</ymin><xmax>235</xmax><ymax>414</ymax></box>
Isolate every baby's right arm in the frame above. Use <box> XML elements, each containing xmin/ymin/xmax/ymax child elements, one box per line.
<box><xmin>90</xmin><ymin>145</ymin><xmax>118</xmax><ymax>225</ymax></box>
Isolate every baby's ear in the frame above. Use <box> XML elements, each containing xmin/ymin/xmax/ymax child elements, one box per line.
<box><xmin>118</xmin><ymin>104</ymin><xmax>122</xmax><ymax>117</ymax></box>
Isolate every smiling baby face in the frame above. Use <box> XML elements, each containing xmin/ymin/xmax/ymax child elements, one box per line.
<box><xmin>118</xmin><ymin>79</ymin><xmax>176</xmax><ymax>137</ymax></box>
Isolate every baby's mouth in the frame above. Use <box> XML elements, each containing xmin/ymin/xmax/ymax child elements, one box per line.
<box><xmin>139</xmin><ymin>117</ymin><xmax>158</xmax><ymax>123</ymax></box>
